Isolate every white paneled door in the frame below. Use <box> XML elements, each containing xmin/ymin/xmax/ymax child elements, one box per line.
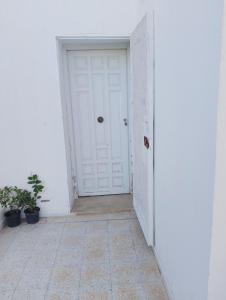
<box><xmin>131</xmin><ymin>15</ymin><xmax>154</xmax><ymax>246</ymax></box>
<box><xmin>67</xmin><ymin>49</ymin><xmax>130</xmax><ymax>196</ymax></box>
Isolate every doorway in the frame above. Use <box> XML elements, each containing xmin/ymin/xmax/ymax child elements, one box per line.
<box><xmin>66</xmin><ymin>49</ymin><xmax>130</xmax><ymax>197</ymax></box>
<box><xmin>58</xmin><ymin>19</ymin><xmax>154</xmax><ymax>247</ymax></box>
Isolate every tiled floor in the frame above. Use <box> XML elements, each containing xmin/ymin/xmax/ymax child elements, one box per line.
<box><xmin>0</xmin><ymin>197</ymin><xmax>168</xmax><ymax>300</ymax></box>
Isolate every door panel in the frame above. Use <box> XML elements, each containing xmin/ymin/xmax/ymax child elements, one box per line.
<box><xmin>67</xmin><ymin>50</ymin><xmax>129</xmax><ymax>196</ymax></box>
<box><xmin>131</xmin><ymin>14</ymin><xmax>154</xmax><ymax>246</ymax></box>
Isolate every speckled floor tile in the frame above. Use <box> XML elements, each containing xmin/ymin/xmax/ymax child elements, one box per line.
<box><xmin>142</xmin><ymin>282</ymin><xmax>169</xmax><ymax>300</ymax></box>
<box><xmin>83</xmin><ymin>245</ymin><xmax>109</xmax><ymax>265</ymax></box>
<box><xmin>0</xmin><ymin>266</ymin><xmax>22</xmax><ymax>291</ymax></box>
<box><xmin>80</xmin><ymin>263</ymin><xmax>111</xmax><ymax>288</ymax></box>
<box><xmin>12</xmin><ymin>288</ymin><xmax>46</xmax><ymax>300</ymax></box>
<box><xmin>134</xmin><ymin>260</ymin><xmax>161</xmax><ymax>283</ymax></box>
<box><xmin>60</xmin><ymin>234</ymin><xmax>84</xmax><ymax>249</ymax></box>
<box><xmin>0</xmin><ymin>194</ymin><xmax>168</xmax><ymax>299</ymax></box>
<box><xmin>17</xmin><ymin>266</ymin><xmax>52</xmax><ymax>290</ymax></box>
<box><xmin>109</xmin><ymin>220</ymin><xmax>131</xmax><ymax>233</ymax></box>
<box><xmin>55</xmin><ymin>248</ymin><xmax>82</xmax><ymax>267</ymax></box>
<box><xmin>79</xmin><ymin>286</ymin><xmax>112</xmax><ymax>300</ymax></box>
<box><xmin>111</xmin><ymin>262</ymin><xmax>137</xmax><ymax>286</ymax></box>
<box><xmin>45</xmin><ymin>289</ymin><xmax>79</xmax><ymax>300</ymax></box>
<box><xmin>48</xmin><ymin>265</ymin><xmax>80</xmax><ymax>291</ymax></box>
<box><xmin>112</xmin><ymin>284</ymin><xmax>143</xmax><ymax>300</ymax></box>
<box><xmin>0</xmin><ymin>290</ymin><xmax>14</xmax><ymax>300</ymax></box>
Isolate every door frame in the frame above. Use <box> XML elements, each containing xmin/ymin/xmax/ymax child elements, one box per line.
<box><xmin>57</xmin><ymin>37</ymin><xmax>133</xmax><ymax>209</ymax></box>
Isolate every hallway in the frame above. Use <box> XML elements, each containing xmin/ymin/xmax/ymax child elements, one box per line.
<box><xmin>0</xmin><ymin>196</ymin><xmax>168</xmax><ymax>299</ymax></box>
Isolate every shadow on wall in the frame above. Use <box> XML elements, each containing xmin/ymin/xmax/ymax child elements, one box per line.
<box><xmin>0</xmin><ymin>207</ymin><xmax>5</xmax><ymax>230</ymax></box>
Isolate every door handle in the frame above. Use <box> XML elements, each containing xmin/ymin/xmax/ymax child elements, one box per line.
<box><xmin>123</xmin><ymin>118</ymin><xmax>128</xmax><ymax>126</ymax></box>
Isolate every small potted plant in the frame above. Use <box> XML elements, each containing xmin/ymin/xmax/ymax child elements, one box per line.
<box><xmin>24</xmin><ymin>174</ymin><xmax>44</xmax><ymax>224</ymax></box>
<box><xmin>0</xmin><ymin>186</ymin><xmax>26</xmax><ymax>227</ymax></box>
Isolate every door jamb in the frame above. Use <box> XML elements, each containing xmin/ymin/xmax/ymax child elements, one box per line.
<box><xmin>56</xmin><ymin>37</ymin><xmax>133</xmax><ymax>210</ymax></box>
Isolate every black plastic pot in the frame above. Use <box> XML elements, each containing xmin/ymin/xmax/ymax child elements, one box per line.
<box><xmin>4</xmin><ymin>209</ymin><xmax>21</xmax><ymax>227</ymax></box>
<box><xmin>24</xmin><ymin>207</ymin><xmax>40</xmax><ymax>224</ymax></box>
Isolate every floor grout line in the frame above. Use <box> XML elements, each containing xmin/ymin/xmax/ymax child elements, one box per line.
<box><xmin>44</xmin><ymin>222</ymin><xmax>66</xmax><ymax>299</ymax></box>
<box><xmin>77</xmin><ymin>221</ymin><xmax>89</xmax><ymax>300</ymax></box>
<box><xmin>0</xmin><ymin>229</ymin><xmax>19</xmax><ymax>267</ymax></box>
<box><xmin>17</xmin><ymin>216</ymin><xmax>137</xmax><ymax>229</ymax></box>
<box><xmin>106</xmin><ymin>219</ymin><xmax>114</xmax><ymax>299</ymax></box>
<box><xmin>47</xmin><ymin>216</ymin><xmax>136</xmax><ymax>224</ymax></box>
<box><xmin>129</xmin><ymin>219</ymin><xmax>140</xmax><ymax>264</ymax></box>
<box><xmin>10</xmin><ymin>228</ymin><xmax>42</xmax><ymax>299</ymax></box>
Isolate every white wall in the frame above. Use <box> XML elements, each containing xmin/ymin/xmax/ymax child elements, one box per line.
<box><xmin>137</xmin><ymin>1</ymin><xmax>223</xmax><ymax>299</ymax></box>
<box><xmin>131</xmin><ymin>15</ymin><xmax>154</xmax><ymax>246</ymax></box>
<box><xmin>208</xmin><ymin>2</ymin><xmax>226</xmax><ymax>298</ymax></box>
<box><xmin>0</xmin><ymin>0</ymin><xmax>138</xmax><ymax>220</ymax></box>
<box><xmin>1</xmin><ymin>1</ymin><xmax>224</xmax><ymax>299</ymax></box>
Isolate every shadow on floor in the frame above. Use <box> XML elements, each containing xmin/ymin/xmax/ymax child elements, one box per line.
<box><xmin>72</xmin><ymin>194</ymin><xmax>133</xmax><ymax>215</ymax></box>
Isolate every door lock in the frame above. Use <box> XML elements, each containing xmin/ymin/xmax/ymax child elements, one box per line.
<box><xmin>97</xmin><ymin>116</ymin><xmax>104</xmax><ymax>123</ymax></box>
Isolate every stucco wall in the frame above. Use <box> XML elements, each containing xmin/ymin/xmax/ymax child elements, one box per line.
<box><xmin>208</xmin><ymin>2</ymin><xmax>226</xmax><ymax>298</ymax></box>
<box><xmin>137</xmin><ymin>1</ymin><xmax>223</xmax><ymax>299</ymax></box>
<box><xmin>0</xmin><ymin>0</ymin><xmax>138</xmax><ymax>219</ymax></box>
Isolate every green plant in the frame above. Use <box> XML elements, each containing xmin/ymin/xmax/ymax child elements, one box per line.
<box><xmin>25</xmin><ymin>174</ymin><xmax>44</xmax><ymax>210</ymax></box>
<box><xmin>19</xmin><ymin>189</ymin><xmax>33</xmax><ymax>209</ymax></box>
<box><xmin>0</xmin><ymin>186</ymin><xmax>26</xmax><ymax>211</ymax></box>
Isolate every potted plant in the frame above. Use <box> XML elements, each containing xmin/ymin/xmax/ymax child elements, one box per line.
<box><xmin>24</xmin><ymin>174</ymin><xmax>44</xmax><ymax>224</ymax></box>
<box><xmin>0</xmin><ymin>186</ymin><xmax>26</xmax><ymax>227</ymax></box>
